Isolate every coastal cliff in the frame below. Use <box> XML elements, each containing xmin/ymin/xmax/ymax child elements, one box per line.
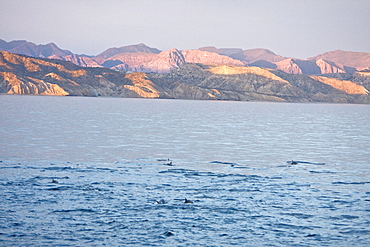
<box><xmin>1</xmin><ymin>51</ymin><xmax>369</xmax><ymax>103</ymax></box>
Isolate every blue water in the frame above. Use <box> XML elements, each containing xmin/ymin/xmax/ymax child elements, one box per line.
<box><xmin>0</xmin><ymin>95</ymin><xmax>369</xmax><ymax>246</ymax></box>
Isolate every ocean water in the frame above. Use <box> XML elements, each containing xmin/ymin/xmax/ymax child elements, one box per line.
<box><xmin>0</xmin><ymin>95</ymin><xmax>369</xmax><ymax>246</ymax></box>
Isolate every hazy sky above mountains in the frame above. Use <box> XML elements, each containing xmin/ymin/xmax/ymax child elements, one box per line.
<box><xmin>1</xmin><ymin>0</ymin><xmax>369</xmax><ymax>59</ymax></box>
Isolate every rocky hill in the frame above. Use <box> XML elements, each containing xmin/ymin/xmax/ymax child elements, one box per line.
<box><xmin>1</xmin><ymin>51</ymin><xmax>369</xmax><ymax>103</ymax></box>
<box><xmin>0</xmin><ymin>39</ymin><xmax>73</xmax><ymax>58</ymax></box>
<box><xmin>309</xmin><ymin>50</ymin><xmax>370</xmax><ymax>70</ymax></box>
<box><xmin>1</xmin><ymin>39</ymin><xmax>369</xmax><ymax>75</ymax></box>
<box><xmin>95</xmin><ymin>43</ymin><xmax>161</xmax><ymax>59</ymax></box>
<box><xmin>200</xmin><ymin>46</ymin><xmax>361</xmax><ymax>74</ymax></box>
<box><xmin>0</xmin><ymin>51</ymin><xmax>141</xmax><ymax>97</ymax></box>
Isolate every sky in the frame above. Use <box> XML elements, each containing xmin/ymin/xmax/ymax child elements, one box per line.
<box><xmin>1</xmin><ymin>0</ymin><xmax>369</xmax><ymax>59</ymax></box>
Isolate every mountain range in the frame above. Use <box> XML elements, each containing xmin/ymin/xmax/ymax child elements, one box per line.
<box><xmin>1</xmin><ymin>49</ymin><xmax>369</xmax><ymax>103</ymax></box>
<box><xmin>1</xmin><ymin>39</ymin><xmax>370</xmax><ymax>75</ymax></box>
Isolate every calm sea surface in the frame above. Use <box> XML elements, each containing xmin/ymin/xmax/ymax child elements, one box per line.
<box><xmin>0</xmin><ymin>95</ymin><xmax>369</xmax><ymax>246</ymax></box>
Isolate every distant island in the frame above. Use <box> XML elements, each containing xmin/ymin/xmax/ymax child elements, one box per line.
<box><xmin>1</xmin><ymin>39</ymin><xmax>370</xmax><ymax>103</ymax></box>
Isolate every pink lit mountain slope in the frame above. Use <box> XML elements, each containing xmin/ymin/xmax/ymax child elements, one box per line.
<box><xmin>1</xmin><ymin>51</ymin><xmax>370</xmax><ymax>103</ymax></box>
<box><xmin>1</xmin><ymin>39</ymin><xmax>369</xmax><ymax>74</ymax></box>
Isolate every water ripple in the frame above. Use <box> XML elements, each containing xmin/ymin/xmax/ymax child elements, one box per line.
<box><xmin>1</xmin><ymin>159</ymin><xmax>369</xmax><ymax>246</ymax></box>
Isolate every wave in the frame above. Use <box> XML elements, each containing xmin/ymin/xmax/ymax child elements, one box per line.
<box><xmin>286</xmin><ymin>160</ymin><xmax>325</xmax><ymax>165</ymax></box>
<box><xmin>332</xmin><ymin>181</ymin><xmax>370</xmax><ymax>185</ymax></box>
<box><xmin>53</xmin><ymin>208</ymin><xmax>96</xmax><ymax>213</ymax></box>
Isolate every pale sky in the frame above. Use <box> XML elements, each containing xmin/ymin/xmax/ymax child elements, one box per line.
<box><xmin>1</xmin><ymin>0</ymin><xmax>369</xmax><ymax>59</ymax></box>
